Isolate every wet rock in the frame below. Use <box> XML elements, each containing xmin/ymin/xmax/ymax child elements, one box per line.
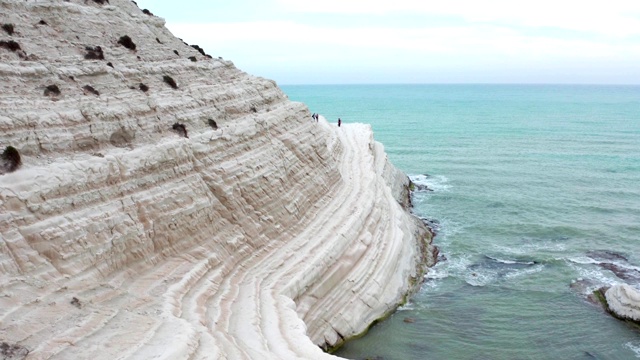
<box><xmin>413</xmin><ymin>183</ymin><xmax>433</xmax><ymax>192</ymax></box>
<box><xmin>586</xmin><ymin>250</ymin><xmax>628</xmax><ymax>263</ymax></box>
<box><xmin>600</xmin><ymin>263</ymin><xmax>640</xmax><ymax>283</ymax></box>
<box><xmin>419</xmin><ymin>217</ymin><xmax>440</xmax><ymax>237</ymax></box>
<box><xmin>570</xmin><ymin>278</ymin><xmax>602</xmax><ymax>304</ymax></box>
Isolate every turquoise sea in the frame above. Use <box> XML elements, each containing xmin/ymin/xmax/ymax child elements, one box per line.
<box><xmin>281</xmin><ymin>85</ymin><xmax>640</xmax><ymax>360</ymax></box>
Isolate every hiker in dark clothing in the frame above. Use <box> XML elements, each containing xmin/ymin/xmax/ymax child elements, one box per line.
<box><xmin>338</xmin><ymin>118</ymin><xmax>341</xmax><ymax>127</ymax></box>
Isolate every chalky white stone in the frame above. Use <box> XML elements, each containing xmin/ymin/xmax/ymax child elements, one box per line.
<box><xmin>605</xmin><ymin>284</ymin><xmax>640</xmax><ymax>322</ymax></box>
<box><xmin>0</xmin><ymin>1</ymin><xmax>435</xmax><ymax>358</ymax></box>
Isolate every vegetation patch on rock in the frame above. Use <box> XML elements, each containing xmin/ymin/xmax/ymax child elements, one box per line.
<box><xmin>84</xmin><ymin>45</ymin><xmax>104</xmax><ymax>60</ymax></box>
<box><xmin>190</xmin><ymin>44</ymin><xmax>207</xmax><ymax>56</ymax></box>
<box><xmin>172</xmin><ymin>122</ymin><xmax>188</xmax><ymax>138</ymax></box>
<box><xmin>83</xmin><ymin>85</ymin><xmax>100</xmax><ymax>96</ymax></box>
<box><xmin>117</xmin><ymin>35</ymin><xmax>136</xmax><ymax>50</ymax></box>
<box><xmin>2</xmin><ymin>23</ymin><xmax>14</xmax><ymax>35</ymax></box>
<box><xmin>0</xmin><ymin>342</ymin><xmax>29</xmax><ymax>359</ymax></box>
<box><xmin>44</xmin><ymin>84</ymin><xmax>61</xmax><ymax>96</ymax></box>
<box><xmin>163</xmin><ymin>75</ymin><xmax>178</xmax><ymax>89</ymax></box>
<box><xmin>1</xmin><ymin>146</ymin><xmax>21</xmax><ymax>174</ymax></box>
<box><xmin>70</xmin><ymin>297</ymin><xmax>82</xmax><ymax>308</ymax></box>
<box><xmin>0</xmin><ymin>40</ymin><xmax>21</xmax><ymax>52</ymax></box>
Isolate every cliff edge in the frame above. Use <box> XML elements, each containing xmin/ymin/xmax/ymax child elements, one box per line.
<box><xmin>0</xmin><ymin>1</ymin><xmax>435</xmax><ymax>359</ymax></box>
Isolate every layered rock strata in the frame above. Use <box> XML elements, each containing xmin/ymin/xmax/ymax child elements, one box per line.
<box><xmin>0</xmin><ymin>1</ymin><xmax>435</xmax><ymax>359</ymax></box>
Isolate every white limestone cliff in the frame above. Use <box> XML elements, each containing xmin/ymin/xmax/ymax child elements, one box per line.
<box><xmin>0</xmin><ymin>1</ymin><xmax>436</xmax><ymax>359</ymax></box>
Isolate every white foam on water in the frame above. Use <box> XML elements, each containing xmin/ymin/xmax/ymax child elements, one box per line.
<box><xmin>421</xmin><ymin>260</ymin><xmax>451</xmax><ymax>292</ymax></box>
<box><xmin>409</xmin><ymin>174</ymin><xmax>451</xmax><ymax>192</ymax></box>
<box><xmin>503</xmin><ymin>264</ymin><xmax>545</xmax><ymax>280</ymax></box>
<box><xmin>424</xmin><ymin>266</ymin><xmax>448</xmax><ymax>280</ymax></box>
<box><xmin>421</xmin><ymin>253</ymin><xmax>473</xmax><ymax>291</ymax></box>
<box><xmin>465</xmin><ymin>270</ymin><xmax>497</xmax><ymax>287</ymax></box>
<box><xmin>566</xmin><ymin>261</ymin><xmax>623</xmax><ymax>287</ymax></box>
<box><xmin>566</xmin><ymin>256</ymin><xmax>640</xmax><ymax>273</ymax></box>
<box><xmin>492</xmin><ymin>242</ymin><xmax>567</xmax><ymax>256</ymax></box>
<box><xmin>486</xmin><ymin>255</ymin><xmax>536</xmax><ymax>265</ymax></box>
<box><xmin>398</xmin><ymin>302</ymin><xmax>415</xmax><ymax>311</ymax></box>
<box><xmin>625</xmin><ymin>341</ymin><xmax>640</xmax><ymax>358</ymax></box>
<box><xmin>566</xmin><ymin>256</ymin><xmax>601</xmax><ymax>265</ymax></box>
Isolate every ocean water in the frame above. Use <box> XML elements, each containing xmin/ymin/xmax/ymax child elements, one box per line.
<box><xmin>281</xmin><ymin>84</ymin><xmax>640</xmax><ymax>360</ymax></box>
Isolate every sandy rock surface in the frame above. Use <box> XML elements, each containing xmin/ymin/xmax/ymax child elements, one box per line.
<box><xmin>0</xmin><ymin>1</ymin><xmax>435</xmax><ymax>359</ymax></box>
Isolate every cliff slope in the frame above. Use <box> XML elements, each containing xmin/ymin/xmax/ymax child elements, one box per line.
<box><xmin>0</xmin><ymin>1</ymin><xmax>435</xmax><ymax>359</ymax></box>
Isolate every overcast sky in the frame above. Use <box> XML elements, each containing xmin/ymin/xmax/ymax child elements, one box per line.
<box><xmin>135</xmin><ymin>0</ymin><xmax>640</xmax><ymax>85</ymax></box>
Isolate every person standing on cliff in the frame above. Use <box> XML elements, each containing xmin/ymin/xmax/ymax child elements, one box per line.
<box><xmin>338</xmin><ymin>118</ymin><xmax>342</xmax><ymax>127</ymax></box>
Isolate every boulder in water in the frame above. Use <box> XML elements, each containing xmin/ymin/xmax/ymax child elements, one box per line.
<box><xmin>604</xmin><ymin>284</ymin><xmax>640</xmax><ymax>324</ymax></box>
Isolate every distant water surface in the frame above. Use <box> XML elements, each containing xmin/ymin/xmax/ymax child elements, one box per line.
<box><xmin>281</xmin><ymin>84</ymin><xmax>640</xmax><ymax>360</ymax></box>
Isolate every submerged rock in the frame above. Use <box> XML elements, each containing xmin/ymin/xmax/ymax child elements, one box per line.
<box><xmin>586</xmin><ymin>250</ymin><xmax>629</xmax><ymax>263</ymax></box>
<box><xmin>600</xmin><ymin>263</ymin><xmax>640</xmax><ymax>284</ymax></box>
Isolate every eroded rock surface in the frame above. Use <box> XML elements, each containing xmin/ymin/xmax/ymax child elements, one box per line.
<box><xmin>0</xmin><ymin>1</ymin><xmax>435</xmax><ymax>359</ymax></box>
<box><xmin>605</xmin><ymin>284</ymin><xmax>640</xmax><ymax>323</ymax></box>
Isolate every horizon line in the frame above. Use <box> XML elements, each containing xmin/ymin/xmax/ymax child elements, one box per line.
<box><xmin>278</xmin><ymin>82</ymin><xmax>640</xmax><ymax>86</ymax></box>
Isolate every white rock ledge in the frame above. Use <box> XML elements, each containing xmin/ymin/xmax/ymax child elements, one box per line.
<box><xmin>0</xmin><ymin>1</ymin><xmax>435</xmax><ymax>359</ymax></box>
<box><xmin>605</xmin><ymin>284</ymin><xmax>640</xmax><ymax>322</ymax></box>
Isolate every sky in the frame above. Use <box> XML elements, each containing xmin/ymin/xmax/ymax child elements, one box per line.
<box><xmin>135</xmin><ymin>0</ymin><xmax>640</xmax><ymax>85</ymax></box>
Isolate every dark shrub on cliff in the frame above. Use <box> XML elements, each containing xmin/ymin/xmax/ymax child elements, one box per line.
<box><xmin>2</xmin><ymin>24</ymin><xmax>14</xmax><ymax>35</ymax></box>
<box><xmin>44</xmin><ymin>84</ymin><xmax>61</xmax><ymax>96</ymax></box>
<box><xmin>1</xmin><ymin>146</ymin><xmax>21</xmax><ymax>173</ymax></box>
<box><xmin>208</xmin><ymin>119</ymin><xmax>218</xmax><ymax>129</ymax></box>
<box><xmin>84</xmin><ymin>45</ymin><xmax>104</xmax><ymax>60</ymax></box>
<box><xmin>173</xmin><ymin>50</ymin><xmax>179</xmax><ymax>56</ymax></box>
<box><xmin>0</xmin><ymin>40</ymin><xmax>21</xmax><ymax>52</ymax></box>
<box><xmin>117</xmin><ymin>35</ymin><xmax>136</xmax><ymax>50</ymax></box>
<box><xmin>188</xmin><ymin>56</ymin><xmax>197</xmax><ymax>62</ymax></box>
<box><xmin>139</xmin><ymin>83</ymin><xmax>148</xmax><ymax>92</ymax></box>
<box><xmin>92</xmin><ymin>0</ymin><xmax>109</xmax><ymax>4</ymax></box>
<box><xmin>0</xmin><ymin>342</ymin><xmax>29</xmax><ymax>358</ymax></box>
<box><xmin>163</xmin><ymin>75</ymin><xmax>177</xmax><ymax>89</ymax></box>
<box><xmin>142</xmin><ymin>9</ymin><xmax>153</xmax><ymax>16</ymax></box>
<box><xmin>190</xmin><ymin>44</ymin><xmax>207</xmax><ymax>56</ymax></box>
<box><xmin>83</xmin><ymin>85</ymin><xmax>100</xmax><ymax>96</ymax></box>
<box><xmin>172</xmin><ymin>123</ymin><xmax>188</xmax><ymax>138</ymax></box>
